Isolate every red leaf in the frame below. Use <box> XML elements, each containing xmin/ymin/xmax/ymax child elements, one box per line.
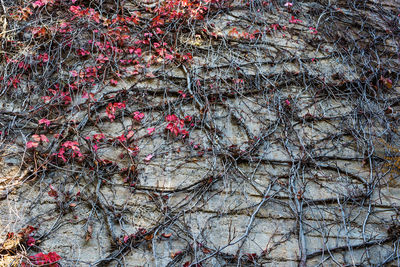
<box><xmin>147</xmin><ymin>127</ymin><xmax>155</xmax><ymax>135</ymax></box>
<box><xmin>161</xmin><ymin>233</ymin><xmax>172</xmax><ymax>238</ymax></box>
<box><xmin>27</xmin><ymin>141</ymin><xmax>39</xmax><ymax>149</ymax></box>
<box><xmin>32</xmin><ymin>134</ymin><xmax>41</xmax><ymax>142</ymax></box>
<box><xmin>38</xmin><ymin>118</ymin><xmax>51</xmax><ymax>127</ymax></box>
<box><xmin>110</xmin><ymin>79</ymin><xmax>118</xmax><ymax>86</ymax></box>
<box><xmin>29</xmin><ymin>251</ymin><xmax>61</xmax><ymax>266</ymax></box>
<box><xmin>133</xmin><ymin>111</ymin><xmax>145</xmax><ymax>121</ymax></box>
<box><xmin>126</xmin><ymin>130</ymin><xmax>135</xmax><ymax>140</ymax></box>
<box><xmin>48</xmin><ymin>185</ymin><xmax>58</xmax><ymax>199</ymax></box>
<box><xmin>134</xmin><ymin>48</ymin><xmax>142</xmax><ymax>57</ymax></box>
<box><xmin>26</xmin><ymin>236</ymin><xmax>35</xmax><ymax>246</ymax></box>
<box><xmin>164</xmin><ymin>54</ymin><xmax>174</xmax><ymax>60</ymax></box>
<box><xmin>229</xmin><ymin>27</ymin><xmax>239</xmax><ymax>36</ymax></box>
<box><xmin>40</xmin><ymin>134</ymin><xmax>49</xmax><ymax>143</ymax></box>
<box><xmin>86</xmin><ymin>225</ymin><xmax>92</xmax><ymax>241</ymax></box>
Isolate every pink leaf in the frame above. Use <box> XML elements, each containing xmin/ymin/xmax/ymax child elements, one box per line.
<box><xmin>40</xmin><ymin>134</ymin><xmax>49</xmax><ymax>143</ymax></box>
<box><xmin>144</xmin><ymin>154</ymin><xmax>153</xmax><ymax>162</ymax></box>
<box><xmin>165</xmin><ymin>114</ymin><xmax>178</xmax><ymax>122</ymax></box>
<box><xmin>146</xmin><ymin>72</ymin><xmax>155</xmax><ymax>78</ymax></box>
<box><xmin>165</xmin><ymin>54</ymin><xmax>174</xmax><ymax>60</ymax></box>
<box><xmin>69</xmin><ymin>5</ymin><xmax>81</xmax><ymax>13</ymax></box>
<box><xmin>57</xmin><ymin>147</ymin><xmax>67</xmax><ymax>162</ymax></box>
<box><xmin>289</xmin><ymin>16</ymin><xmax>303</xmax><ymax>24</ymax></box>
<box><xmin>29</xmin><ymin>252</ymin><xmax>61</xmax><ymax>265</ymax></box>
<box><xmin>27</xmin><ymin>141</ymin><xmax>39</xmax><ymax>149</ymax></box>
<box><xmin>32</xmin><ymin>134</ymin><xmax>41</xmax><ymax>142</ymax></box>
<box><xmin>41</xmin><ymin>96</ymin><xmax>52</xmax><ymax>103</ymax></box>
<box><xmin>126</xmin><ymin>130</ymin><xmax>135</xmax><ymax>139</ymax></box>
<box><xmin>38</xmin><ymin>118</ymin><xmax>51</xmax><ymax>127</ymax></box>
<box><xmin>93</xmin><ymin>133</ymin><xmax>105</xmax><ymax>141</ymax></box>
<box><xmin>48</xmin><ymin>185</ymin><xmax>58</xmax><ymax>199</ymax></box>
<box><xmin>133</xmin><ymin>111</ymin><xmax>145</xmax><ymax>122</ymax></box>
<box><xmin>27</xmin><ymin>236</ymin><xmax>36</xmax><ymax>246</ymax></box>
<box><xmin>147</xmin><ymin>127</ymin><xmax>155</xmax><ymax>135</ymax></box>
<box><xmin>180</xmin><ymin>129</ymin><xmax>189</xmax><ymax>138</ymax></box>
<box><xmin>117</xmin><ymin>134</ymin><xmax>126</xmax><ymax>142</ymax></box>
<box><xmin>82</xmin><ymin>91</ymin><xmax>89</xmax><ymax>99</ymax></box>
<box><xmin>96</xmin><ymin>54</ymin><xmax>109</xmax><ymax>63</ymax></box>
<box><xmin>32</xmin><ymin>0</ymin><xmax>54</xmax><ymax>8</ymax></box>
<box><xmin>77</xmin><ymin>48</ymin><xmax>89</xmax><ymax>56</ymax></box>
<box><xmin>155</xmin><ymin>28</ymin><xmax>164</xmax><ymax>34</ymax></box>
<box><xmin>134</xmin><ymin>48</ymin><xmax>142</xmax><ymax>57</ymax></box>
<box><xmin>110</xmin><ymin>79</ymin><xmax>118</xmax><ymax>86</ymax></box>
<box><xmin>178</xmin><ymin>90</ymin><xmax>186</xmax><ymax>98</ymax></box>
<box><xmin>70</xmin><ymin>70</ymin><xmax>78</xmax><ymax>77</ymax></box>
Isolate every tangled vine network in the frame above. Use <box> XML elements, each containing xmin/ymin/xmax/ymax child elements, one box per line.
<box><xmin>0</xmin><ymin>0</ymin><xmax>399</xmax><ymax>266</ymax></box>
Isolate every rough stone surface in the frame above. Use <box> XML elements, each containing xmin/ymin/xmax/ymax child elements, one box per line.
<box><xmin>1</xmin><ymin>0</ymin><xmax>400</xmax><ymax>266</ymax></box>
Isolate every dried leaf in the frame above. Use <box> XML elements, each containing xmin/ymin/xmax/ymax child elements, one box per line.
<box><xmin>144</xmin><ymin>234</ymin><xmax>153</xmax><ymax>240</ymax></box>
<box><xmin>161</xmin><ymin>233</ymin><xmax>172</xmax><ymax>238</ymax></box>
<box><xmin>85</xmin><ymin>225</ymin><xmax>92</xmax><ymax>241</ymax></box>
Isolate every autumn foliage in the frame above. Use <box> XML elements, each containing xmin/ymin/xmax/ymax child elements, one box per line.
<box><xmin>0</xmin><ymin>0</ymin><xmax>399</xmax><ymax>266</ymax></box>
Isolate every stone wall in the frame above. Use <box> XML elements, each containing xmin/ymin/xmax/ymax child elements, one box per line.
<box><xmin>1</xmin><ymin>0</ymin><xmax>400</xmax><ymax>266</ymax></box>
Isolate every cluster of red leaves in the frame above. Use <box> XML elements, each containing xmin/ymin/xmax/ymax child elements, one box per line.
<box><xmin>165</xmin><ymin>114</ymin><xmax>192</xmax><ymax>138</ymax></box>
<box><xmin>4</xmin><ymin>226</ymin><xmax>61</xmax><ymax>266</ymax></box>
<box><xmin>133</xmin><ymin>111</ymin><xmax>145</xmax><ymax>122</ymax></box>
<box><xmin>122</xmin><ymin>228</ymin><xmax>152</xmax><ymax>244</ymax></box>
<box><xmin>289</xmin><ymin>15</ymin><xmax>303</xmax><ymax>24</ymax></box>
<box><xmin>23</xmin><ymin>252</ymin><xmax>61</xmax><ymax>267</ymax></box>
<box><xmin>154</xmin><ymin>0</ymin><xmax>209</xmax><ymax>23</ymax></box>
<box><xmin>226</xmin><ymin>16</ymin><xmax>315</xmax><ymax>41</ymax></box>
<box><xmin>106</xmin><ymin>102</ymin><xmax>126</xmax><ymax>121</ymax></box>
<box><xmin>32</xmin><ymin>0</ymin><xmax>54</xmax><ymax>9</ymax></box>
<box><xmin>41</xmin><ymin>84</ymin><xmax>71</xmax><ymax>105</ymax></box>
<box><xmin>69</xmin><ymin>5</ymin><xmax>102</xmax><ymax>23</ymax></box>
<box><xmin>5</xmin><ymin>74</ymin><xmax>21</xmax><ymax>89</ymax></box>
<box><xmin>26</xmin><ymin>134</ymin><xmax>49</xmax><ymax>149</ymax></box>
<box><xmin>10</xmin><ymin>225</ymin><xmax>36</xmax><ymax>246</ymax></box>
<box><xmin>228</xmin><ymin>27</ymin><xmax>261</xmax><ymax>40</ymax></box>
<box><xmin>53</xmin><ymin>141</ymin><xmax>83</xmax><ymax>162</ymax></box>
<box><xmin>85</xmin><ymin>133</ymin><xmax>105</xmax><ymax>152</ymax></box>
<box><xmin>70</xmin><ymin>4</ymin><xmax>139</xmax><ymax>26</ymax></box>
<box><xmin>48</xmin><ymin>184</ymin><xmax>58</xmax><ymax>199</ymax></box>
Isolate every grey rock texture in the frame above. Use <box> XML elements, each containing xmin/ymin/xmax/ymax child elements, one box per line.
<box><xmin>0</xmin><ymin>0</ymin><xmax>400</xmax><ymax>266</ymax></box>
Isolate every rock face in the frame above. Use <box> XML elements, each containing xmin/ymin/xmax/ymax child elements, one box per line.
<box><xmin>0</xmin><ymin>0</ymin><xmax>399</xmax><ymax>266</ymax></box>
